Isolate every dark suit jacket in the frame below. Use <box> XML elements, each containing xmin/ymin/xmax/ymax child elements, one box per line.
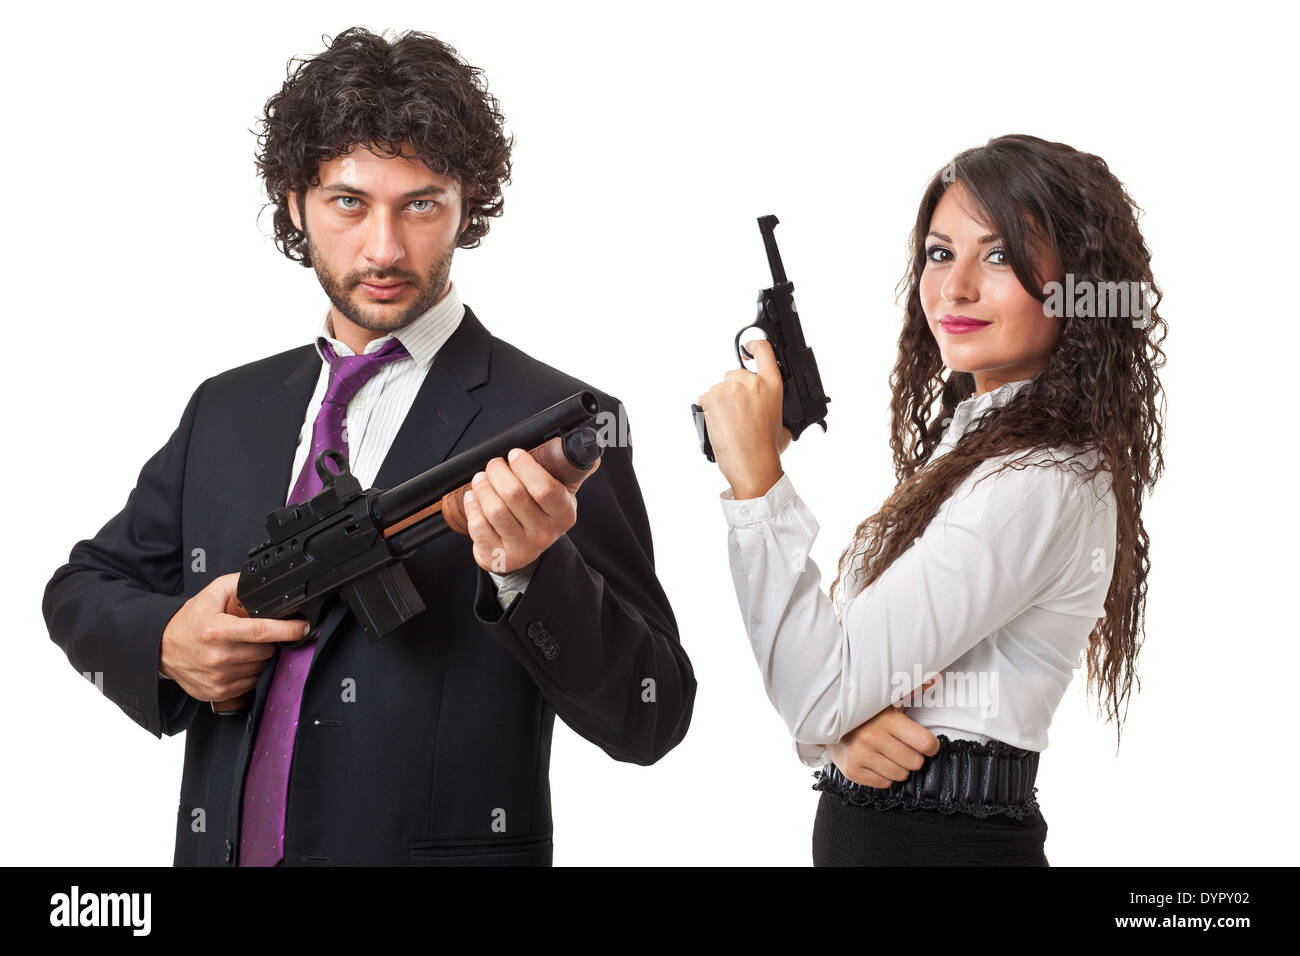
<box><xmin>42</xmin><ymin>305</ymin><xmax>696</xmax><ymax>866</ymax></box>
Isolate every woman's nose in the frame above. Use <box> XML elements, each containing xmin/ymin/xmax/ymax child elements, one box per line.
<box><xmin>941</xmin><ymin>258</ymin><xmax>980</xmax><ymax>304</ymax></box>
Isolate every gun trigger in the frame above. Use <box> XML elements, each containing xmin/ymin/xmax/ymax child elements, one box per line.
<box><xmin>302</xmin><ymin>599</ymin><xmax>327</xmax><ymax>630</ymax></box>
<box><xmin>818</xmin><ymin>420</ymin><xmax>828</xmax><ymax>432</ymax></box>
<box><xmin>734</xmin><ymin>325</ymin><xmax>767</xmax><ymax>367</ymax></box>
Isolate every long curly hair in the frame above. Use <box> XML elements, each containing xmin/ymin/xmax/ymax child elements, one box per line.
<box><xmin>253</xmin><ymin>26</ymin><xmax>514</xmax><ymax>265</ymax></box>
<box><xmin>827</xmin><ymin>134</ymin><xmax>1167</xmax><ymax>747</ymax></box>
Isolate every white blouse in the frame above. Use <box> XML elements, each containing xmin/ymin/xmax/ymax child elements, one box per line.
<box><xmin>718</xmin><ymin>378</ymin><xmax>1117</xmax><ymax>768</ymax></box>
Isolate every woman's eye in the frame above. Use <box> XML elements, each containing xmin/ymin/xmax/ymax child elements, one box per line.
<box><xmin>925</xmin><ymin>245</ymin><xmax>951</xmax><ymax>262</ymax></box>
<box><xmin>987</xmin><ymin>247</ymin><xmax>1008</xmax><ymax>265</ymax></box>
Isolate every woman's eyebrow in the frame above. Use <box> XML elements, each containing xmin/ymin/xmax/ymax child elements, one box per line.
<box><xmin>927</xmin><ymin>230</ymin><xmax>1001</xmax><ymax>244</ymax></box>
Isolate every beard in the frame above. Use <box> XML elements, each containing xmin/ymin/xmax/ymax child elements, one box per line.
<box><xmin>307</xmin><ymin>230</ymin><xmax>457</xmax><ymax>335</ymax></box>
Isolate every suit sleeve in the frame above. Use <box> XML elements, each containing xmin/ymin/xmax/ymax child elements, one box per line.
<box><xmin>472</xmin><ymin>397</ymin><xmax>696</xmax><ymax>765</ymax></box>
<box><xmin>41</xmin><ymin>381</ymin><xmax>206</xmax><ymax>739</ymax></box>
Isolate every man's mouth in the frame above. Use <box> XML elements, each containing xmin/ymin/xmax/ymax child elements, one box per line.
<box><xmin>359</xmin><ymin>281</ymin><xmax>408</xmax><ymax>300</ymax></box>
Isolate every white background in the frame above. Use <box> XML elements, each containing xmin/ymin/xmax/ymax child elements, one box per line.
<box><xmin>4</xmin><ymin>0</ymin><xmax>1295</xmax><ymax>866</ymax></box>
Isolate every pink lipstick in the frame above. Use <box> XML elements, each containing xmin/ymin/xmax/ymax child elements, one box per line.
<box><xmin>940</xmin><ymin>314</ymin><xmax>991</xmax><ymax>334</ymax></box>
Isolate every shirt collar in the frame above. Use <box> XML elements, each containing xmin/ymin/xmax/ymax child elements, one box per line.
<box><xmin>937</xmin><ymin>376</ymin><xmax>1037</xmax><ymax>450</ymax></box>
<box><xmin>314</xmin><ymin>280</ymin><xmax>465</xmax><ymax>370</ymax></box>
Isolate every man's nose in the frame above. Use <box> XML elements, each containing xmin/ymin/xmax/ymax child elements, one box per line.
<box><xmin>363</xmin><ymin>210</ymin><xmax>406</xmax><ymax>270</ymax></box>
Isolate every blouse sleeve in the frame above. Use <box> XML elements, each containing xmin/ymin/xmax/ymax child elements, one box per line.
<box><xmin>719</xmin><ymin>460</ymin><xmax>1091</xmax><ymax>767</ymax></box>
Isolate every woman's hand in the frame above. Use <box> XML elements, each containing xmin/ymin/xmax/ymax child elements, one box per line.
<box><xmin>828</xmin><ymin>679</ymin><xmax>941</xmax><ymax>788</ymax></box>
<box><xmin>695</xmin><ymin>338</ymin><xmax>792</xmax><ymax>499</ymax></box>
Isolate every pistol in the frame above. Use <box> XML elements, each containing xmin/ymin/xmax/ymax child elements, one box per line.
<box><xmin>691</xmin><ymin>214</ymin><xmax>830</xmax><ymax>462</ymax></box>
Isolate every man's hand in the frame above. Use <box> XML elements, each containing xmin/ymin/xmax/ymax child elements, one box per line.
<box><xmin>159</xmin><ymin>572</ymin><xmax>309</xmax><ymax>703</ymax></box>
<box><xmin>827</xmin><ymin>678</ymin><xmax>941</xmax><ymax>788</ymax></box>
<box><xmin>462</xmin><ymin>447</ymin><xmax>601</xmax><ymax>574</ymax></box>
<box><xmin>695</xmin><ymin>338</ymin><xmax>791</xmax><ymax>500</ymax></box>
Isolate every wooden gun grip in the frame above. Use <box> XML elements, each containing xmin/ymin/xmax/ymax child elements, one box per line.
<box><xmin>438</xmin><ymin>433</ymin><xmax>601</xmax><ymax>535</ymax></box>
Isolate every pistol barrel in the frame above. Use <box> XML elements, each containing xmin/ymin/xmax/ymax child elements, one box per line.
<box><xmin>758</xmin><ymin>214</ymin><xmax>788</xmax><ymax>286</ymax></box>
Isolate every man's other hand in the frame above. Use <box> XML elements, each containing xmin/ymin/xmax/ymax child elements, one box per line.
<box><xmin>159</xmin><ymin>572</ymin><xmax>309</xmax><ymax>703</ymax></box>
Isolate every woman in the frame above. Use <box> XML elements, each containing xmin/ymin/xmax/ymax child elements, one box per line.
<box><xmin>696</xmin><ymin>133</ymin><xmax>1166</xmax><ymax>865</ymax></box>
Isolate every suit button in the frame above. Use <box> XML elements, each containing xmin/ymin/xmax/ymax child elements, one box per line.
<box><xmin>527</xmin><ymin>620</ymin><xmax>545</xmax><ymax>640</ymax></box>
<box><xmin>224</xmin><ymin>839</ymin><xmax>233</xmax><ymax>863</ymax></box>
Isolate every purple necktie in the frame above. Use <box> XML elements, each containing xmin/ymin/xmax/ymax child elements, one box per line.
<box><xmin>238</xmin><ymin>335</ymin><xmax>410</xmax><ymax>867</ymax></box>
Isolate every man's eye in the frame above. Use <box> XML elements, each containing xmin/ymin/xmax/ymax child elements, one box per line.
<box><xmin>334</xmin><ymin>196</ymin><xmax>361</xmax><ymax>211</ymax></box>
<box><xmin>410</xmin><ymin>200</ymin><xmax>438</xmax><ymax>212</ymax></box>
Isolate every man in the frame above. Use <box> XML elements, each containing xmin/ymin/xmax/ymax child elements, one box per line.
<box><xmin>42</xmin><ymin>26</ymin><xmax>695</xmax><ymax>867</ymax></box>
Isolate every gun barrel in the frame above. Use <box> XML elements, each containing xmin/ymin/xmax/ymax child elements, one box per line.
<box><xmin>758</xmin><ymin>214</ymin><xmax>787</xmax><ymax>286</ymax></box>
<box><xmin>373</xmin><ymin>390</ymin><xmax>600</xmax><ymax>534</ymax></box>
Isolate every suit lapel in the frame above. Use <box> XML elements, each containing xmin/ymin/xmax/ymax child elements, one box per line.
<box><xmin>372</xmin><ymin>305</ymin><xmax>492</xmax><ymax>490</ymax></box>
<box><xmin>250</xmin><ymin>345</ymin><xmax>322</xmax><ymax>524</ymax></box>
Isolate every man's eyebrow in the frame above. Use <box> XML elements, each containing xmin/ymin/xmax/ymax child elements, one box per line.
<box><xmin>321</xmin><ymin>181</ymin><xmax>449</xmax><ymax>200</ymax></box>
<box><xmin>927</xmin><ymin>231</ymin><xmax>1001</xmax><ymax>244</ymax></box>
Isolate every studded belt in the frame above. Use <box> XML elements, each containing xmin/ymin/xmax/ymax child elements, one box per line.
<box><xmin>812</xmin><ymin>734</ymin><xmax>1041</xmax><ymax>820</ymax></box>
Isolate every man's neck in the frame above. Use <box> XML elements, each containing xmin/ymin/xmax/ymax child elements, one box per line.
<box><xmin>326</xmin><ymin>316</ymin><xmax>388</xmax><ymax>358</ymax></box>
<box><xmin>326</xmin><ymin>280</ymin><xmax>451</xmax><ymax>356</ymax></box>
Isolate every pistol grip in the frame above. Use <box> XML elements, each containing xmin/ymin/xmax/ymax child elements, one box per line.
<box><xmin>690</xmin><ymin>403</ymin><xmax>715</xmax><ymax>462</ymax></box>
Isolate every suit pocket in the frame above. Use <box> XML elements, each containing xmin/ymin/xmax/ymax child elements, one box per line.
<box><xmin>407</xmin><ymin>834</ymin><xmax>552</xmax><ymax>866</ymax></box>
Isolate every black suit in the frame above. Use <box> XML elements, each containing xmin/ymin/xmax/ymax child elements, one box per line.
<box><xmin>42</xmin><ymin>305</ymin><xmax>696</xmax><ymax>866</ymax></box>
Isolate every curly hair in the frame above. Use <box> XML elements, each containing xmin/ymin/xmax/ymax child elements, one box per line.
<box><xmin>827</xmin><ymin>134</ymin><xmax>1167</xmax><ymax>749</ymax></box>
<box><xmin>253</xmin><ymin>26</ymin><xmax>514</xmax><ymax>265</ymax></box>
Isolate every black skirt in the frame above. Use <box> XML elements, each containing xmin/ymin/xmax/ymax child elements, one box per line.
<box><xmin>812</xmin><ymin>791</ymin><xmax>1049</xmax><ymax>866</ymax></box>
<box><xmin>811</xmin><ymin>735</ymin><xmax>1048</xmax><ymax>866</ymax></box>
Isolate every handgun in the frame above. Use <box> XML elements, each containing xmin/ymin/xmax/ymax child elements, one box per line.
<box><xmin>211</xmin><ymin>391</ymin><xmax>603</xmax><ymax>716</ymax></box>
<box><xmin>691</xmin><ymin>214</ymin><xmax>830</xmax><ymax>462</ymax></box>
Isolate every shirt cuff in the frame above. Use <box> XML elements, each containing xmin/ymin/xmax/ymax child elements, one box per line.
<box><xmin>718</xmin><ymin>472</ymin><xmax>797</xmax><ymax>525</ymax></box>
<box><xmin>489</xmin><ymin>559</ymin><xmax>539</xmax><ymax>612</ymax></box>
<box><xmin>796</xmin><ymin>740</ymin><xmax>831</xmax><ymax>769</ymax></box>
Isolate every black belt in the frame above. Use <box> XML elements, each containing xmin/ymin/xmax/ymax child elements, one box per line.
<box><xmin>812</xmin><ymin>734</ymin><xmax>1041</xmax><ymax>820</ymax></box>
